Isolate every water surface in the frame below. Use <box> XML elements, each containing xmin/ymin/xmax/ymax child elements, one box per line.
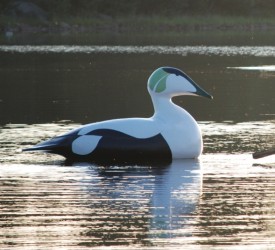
<box><xmin>0</xmin><ymin>44</ymin><xmax>274</xmax><ymax>249</ymax></box>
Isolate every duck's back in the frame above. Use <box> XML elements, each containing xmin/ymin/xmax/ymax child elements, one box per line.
<box><xmin>23</xmin><ymin>118</ymin><xmax>172</xmax><ymax>164</ymax></box>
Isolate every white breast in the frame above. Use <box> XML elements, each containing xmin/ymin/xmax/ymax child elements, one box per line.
<box><xmin>159</xmin><ymin>111</ymin><xmax>203</xmax><ymax>159</ymax></box>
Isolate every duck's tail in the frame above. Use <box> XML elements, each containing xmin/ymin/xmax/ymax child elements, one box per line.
<box><xmin>22</xmin><ymin>143</ymin><xmax>57</xmax><ymax>153</ymax></box>
<box><xmin>22</xmin><ymin>133</ymin><xmax>78</xmax><ymax>158</ymax></box>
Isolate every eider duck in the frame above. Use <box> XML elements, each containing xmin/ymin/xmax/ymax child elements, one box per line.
<box><xmin>23</xmin><ymin>67</ymin><xmax>213</xmax><ymax>164</ymax></box>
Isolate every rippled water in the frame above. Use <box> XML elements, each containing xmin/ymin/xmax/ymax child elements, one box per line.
<box><xmin>0</xmin><ymin>160</ymin><xmax>201</xmax><ymax>249</ymax></box>
<box><xmin>2</xmin><ymin>45</ymin><xmax>275</xmax><ymax>57</ymax></box>
<box><xmin>0</xmin><ymin>44</ymin><xmax>275</xmax><ymax>249</ymax></box>
<box><xmin>0</xmin><ymin>122</ymin><xmax>274</xmax><ymax>249</ymax></box>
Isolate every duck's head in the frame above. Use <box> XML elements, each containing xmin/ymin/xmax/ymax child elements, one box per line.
<box><xmin>148</xmin><ymin>67</ymin><xmax>213</xmax><ymax>99</ymax></box>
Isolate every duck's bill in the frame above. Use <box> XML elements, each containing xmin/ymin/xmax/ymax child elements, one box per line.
<box><xmin>195</xmin><ymin>86</ymin><xmax>213</xmax><ymax>99</ymax></box>
<box><xmin>187</xmin><ymin>76</ymin><xmax>213</xmax><ymax>99</ymax></box>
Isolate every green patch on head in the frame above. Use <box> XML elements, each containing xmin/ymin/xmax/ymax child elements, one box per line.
<box><xmin>149</xmin><ymin>68</ymin><xmax>169</xmax><ymax>93</ymax></box>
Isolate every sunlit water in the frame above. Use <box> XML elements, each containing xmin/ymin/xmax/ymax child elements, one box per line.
<box><xmin>0</xmin><ymin>45</ymin><xmax>275</xmax><ymax>249</ymax></box>
<box><xmin>0</xmin><ymin>122</ymin><xmax>274</xmax><ymax>249</ymax></box>
<box><xmin>2</xmin><ymin>45</ymin><xmax>275</xmax><ymax>57</ymax></box>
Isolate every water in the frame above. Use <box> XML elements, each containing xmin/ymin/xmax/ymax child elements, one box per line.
<box><xmin>0</xmin><ymin>41</ymin><xmax>275</xmax><ymax>249</ymax></box>
<box><xmin>3</xmin><ymin>45</ymin><xmax>275</xmax><ymax>56</ymax></box>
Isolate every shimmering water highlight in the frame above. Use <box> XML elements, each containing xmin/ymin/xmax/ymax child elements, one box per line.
<box><xmin>2</xmin><ymin>45</ymin><xmax>275</xmax><ymax>56</ymax></box>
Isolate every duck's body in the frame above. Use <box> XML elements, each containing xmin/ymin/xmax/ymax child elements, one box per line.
<box><xmin>23</xmin><ymin>67</ymin><xmax>212</xmax><ymax>164</ymax></box>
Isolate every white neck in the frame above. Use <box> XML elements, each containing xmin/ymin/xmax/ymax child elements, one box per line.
<box><xmin>151</xmin><ymin>95</ymin><xmax>190</xmax><ymax>122</ymax></box>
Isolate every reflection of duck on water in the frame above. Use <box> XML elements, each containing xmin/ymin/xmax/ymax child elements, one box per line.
<box><xmin>150</xmin><ymin>159</ymin><xmax>202</xmax><ymax>235</ymax></box>
<box><xmin>77</xmin><ymin>159</ymin><xmax>202</xmax><ymax>242</ymax></box>
<box><xmin>23</xmin><ymin>67</ymin><xmax>212</xmax><ymax>164</ymax></box>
